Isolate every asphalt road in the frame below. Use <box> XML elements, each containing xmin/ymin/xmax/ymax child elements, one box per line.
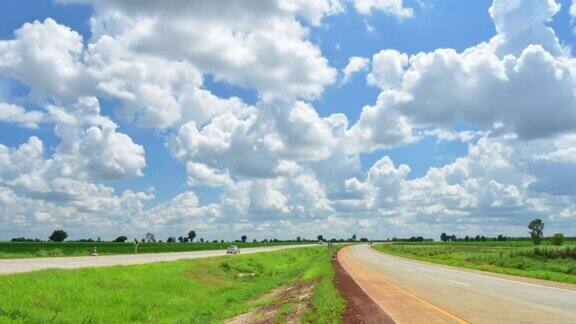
<box><xmin>0</xmin><ymin>244</ymin><xmax>312</xmax><ymax>275</ymax></box>
<box><xmin>343</xmin><ymin>244</ymin><xmax>576</xmax><ymax>323</ymax></box>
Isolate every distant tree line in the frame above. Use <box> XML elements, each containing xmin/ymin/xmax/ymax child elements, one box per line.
<box><xmin>10</xmin><ymin>237</ymin><xmax>43</xmax><ymax>242</ymax></box>
<box><xmin>12</xmin><ymin>224</ymin><xmax>569</xmax><ymax>246</ymax></box>
<box><xmin>435</xmin><ymin>219</ymin><xmax>570</xmax><ymax>246</ymax></box>
<box><xmin>8</xmin><ymin>230</ymin><xmax>376</xmax><ymax>245</ymax></box>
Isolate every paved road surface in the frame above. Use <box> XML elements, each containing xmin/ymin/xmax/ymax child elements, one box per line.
<box><xmin>0</xmin><ymin>244</ymin><xmax>312</xmax><ymax>275</ymax></box>
<box><xmin>342</xmin><ymin>244</ymin><xmax>576</xmax><ymax>323</ymax></box>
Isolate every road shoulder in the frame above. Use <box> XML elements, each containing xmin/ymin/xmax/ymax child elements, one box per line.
<box><xmin>332</xmin><ymin>253</ymin><xmax>394</xmax><ymax>324</ymax></box>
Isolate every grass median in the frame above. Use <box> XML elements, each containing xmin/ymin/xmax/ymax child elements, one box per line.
<box><xmin>373</xmin><ymin>241</ymin><xmax>576</xmax><ymax>284</ymax></box>
<box><xmin>0</xmin><ymin>246</ymin><xmax>344</xmax><ymax>323</ymax></box>
<box><xmin>0</xmin><ymin>241</ymin><xmax>311</xmax><ymax>259</ymax></box>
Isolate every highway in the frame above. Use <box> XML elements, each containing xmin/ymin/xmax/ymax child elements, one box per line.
<box><xmin>0</xmin><ymin>244</ymin><xmax>311</xmax><ymax>275</ymax></box>
<box><xmin>340</xmin><ymin>244</ymin><xmax>576</xmax><ymax>323</ymax></box>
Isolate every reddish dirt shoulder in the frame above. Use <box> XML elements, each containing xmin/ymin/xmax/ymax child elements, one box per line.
<box><xmin>332</xmin><ymin>253</ymin><xmax>395</xmax><ymax>324</ymax></box>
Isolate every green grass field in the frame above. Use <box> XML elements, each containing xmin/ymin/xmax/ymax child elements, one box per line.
<box><xmin>0</xmin><ymin>247</ymin><xmax>344</xmax><ymax>323</ymax></box>
<box><xmin>0</xmin><ymin>241</ymin><xmax>311</xmax><ymax>259</ymax></box>
<box><xmin>373</xmin><ymin>240</ymin><xmax>576</xmax><ymax>284</ymax></box>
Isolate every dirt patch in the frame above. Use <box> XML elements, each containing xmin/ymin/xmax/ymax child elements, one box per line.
<box><xmin>225</xmin><ymin>282</ymin><xmax>315</xmax><ymax>324</ymax></box>
<box><xmin>333</xmin><ymin>253</ymin><xmax>395</xmax><ymax>324</ymax></box>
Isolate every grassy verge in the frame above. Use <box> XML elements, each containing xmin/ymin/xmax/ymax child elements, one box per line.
<box><xmin>0</xmin><ymin>241</ymin><xmax>311</xmax><ymax>259</ymax></box>
<box><xmin>373</xmin><ymin>241</ymin><xmax>576</xmax><ymax>284</ymax></box>
<box><xmin>0</xmin><ymin>246</ymin><xmax>344</xmax><ymax>323</ymax></box>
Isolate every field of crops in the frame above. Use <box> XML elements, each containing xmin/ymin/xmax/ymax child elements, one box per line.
<box><xmin>0</xmin><ymin>246</ymin><xmax>343</xmax><ymax>323</ymax></box>
<box><xmin>373</xmin><ymin>240</ymin><xmax>576</xmax><ymax>284</ymax></box>
<box><xmin>0</xmin><ymin>241</ymin><xmax>311</xmax><ymax>259</ymax></box>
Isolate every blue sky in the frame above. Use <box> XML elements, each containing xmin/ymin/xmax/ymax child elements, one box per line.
<box><xmin>1</xmin><ymin>0</ymin><xmax>576</xmax><ymax>241</ymax></box>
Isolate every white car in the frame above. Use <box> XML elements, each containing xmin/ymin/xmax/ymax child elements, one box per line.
<box><xmin>226</xmin><ymin>245</ymin><xmax>240</xmax><ymax>254</ymax></box>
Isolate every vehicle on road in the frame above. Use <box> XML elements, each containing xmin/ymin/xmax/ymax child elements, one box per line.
<box><xmin>226</xmin><ymin>245</ymin><xmax>240</xmax><ymax>254</ymax></box>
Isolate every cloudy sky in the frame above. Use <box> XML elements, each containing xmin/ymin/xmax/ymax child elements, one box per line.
<box><xmin>1</xmin><ymin>0</ymin><xmax>576</xmax><ymax>241</ymax></box>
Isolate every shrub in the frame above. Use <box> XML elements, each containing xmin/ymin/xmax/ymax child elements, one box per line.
<box><xmin>511</xmin><ymin>246</ymin><xmax>576</xmax><ymax>260</ymax></box>
<box><xmin>551</xmin><ymin>233</ymin><xmax>565</xmax><ymax>246</ymax></box>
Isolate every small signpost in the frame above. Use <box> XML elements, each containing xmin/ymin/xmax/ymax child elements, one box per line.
<box><xmin>134</xmin><ymin>239</ymin><xmax>140</xmax><ymax>254</ymax></box>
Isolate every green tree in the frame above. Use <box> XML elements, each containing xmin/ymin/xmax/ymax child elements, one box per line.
<box><xmin>352</xmin><ymin>234</ymin><xmax>357</xmax><ymax>241</ymax></box>
<box><xmin>188</xmin><ymin>230</ymin><xmax>196</xmax><ymax>242</ymax></box>
<box><xmin>113</xmin><ymin>235</ymin><xmax>127</xmax><ymax>242</ymax></box>
<box><xmin>528</xmin><ymin>219</ymin><xmax>545</xmax><ymax>245</ymax></box>
<box><xmin>241</xmin><ymin>235</ymin><xmax>247</xmax><ymax>243</ymax></box>
<box><xmin>317</xmin><ymin>235</ymin><xmax>324</xmax><ymax>242</ymax></box>
<box><xmin>49</xmin><ymin>229</ymin><xmax>68</xmax><ymax>242</ymax></box>
<box><xmin>440</xmin><ymin>233</ymin><xmax>448</xmax><ymax>242</ymax></box>
<box><xmin>551</xmin><ymin>233</ymin><xmax>564</xmax><ymax>246</ymax></box>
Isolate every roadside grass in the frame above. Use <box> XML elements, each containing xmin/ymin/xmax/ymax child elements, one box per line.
<box><xmin>373</xmin><ymin>241</ymin><xmax>576</xmax><ymax>284</ymax></box>
<box><xmin>0</xmin><ymin>246</ymin><xmax>344</xmax><ymax>323</ymax></box>
<box><xmin>0</xmin><ymin>241</ymin><xmax>311</xmax><ymax>259</ymax></box>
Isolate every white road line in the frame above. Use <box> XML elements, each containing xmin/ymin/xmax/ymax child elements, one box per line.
<box><xmin>365</xmin><ymin>247</ymin><xmax>576</xmax><ymax>295</ymax></box>
<box><xmin>450</xmin><ymin>280</ymin><xmax>470</xmax><ymax>286</ymax></box>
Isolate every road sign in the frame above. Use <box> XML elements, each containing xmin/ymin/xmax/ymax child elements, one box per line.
<box><xmin>134</xmin><ymin>239</ymin><xmax>140</xmax><ymax>254</ymax></box>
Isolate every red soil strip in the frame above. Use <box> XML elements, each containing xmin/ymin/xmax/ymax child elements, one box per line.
<box><xmin>332</xmin><ymin>254</ymin><xmax>395</xmax><ymax>324</ymax></box>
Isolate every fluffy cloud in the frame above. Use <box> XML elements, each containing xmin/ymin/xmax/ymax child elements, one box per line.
<box><xmin>137</xmin><ymin>191</ymin><xmax>220</xmax><ymax>229</ymax></box>
<box><xmin>169</xmin><ymin>100</ymin><xmax>343</xmax><ymax>182</ymax></box>
<box><xmin>355</xmin><ymin>0</ymin><xmax>576</xmax><ymax>148</ymax></box>
<box><xmin>489</xmin><ymin>0</ymin><xmax>565</xmax><ymax>56</ymax></box>
<box><xmin>0</xmin><ymin>103</ymin><xmax>44</xmax><ymax>128</ymax></box>
<box><xmin>186</xmin><ymin>162</ymin><xmax>233</xmax><ymax>188</ymax></box>
<box><xmin>526</xmin><ymin>135</ymin><xmax>576</xmax><ymax>196</ymax></box>
<box><xmin>332</xmin><ymin>134</ymin><xmax>576</xmax><ymax>234</ymax></box>
<box><xmin>0</xmin><ymin>18</ymin><xmax>84</xmax><ymax>98</ymax></box>
<box><xmin>0</xmin><ymin>125</ymin><xmax>151</xmax><ymax>238</ymax></box>
<box><xmin>0</xmin><ymin>124</ymin><xmax>145</xmax><ymax>194</ymax></box>
<box><xmin>352</xmin><ymin>0</ymin><xmax>414</xmax><ymax>19</ymax></box>
<box><xmin>56</xmin><ymin>125</ymin><xmax>146</xmax><ymax>181</ymax></box>
<box><xmin>0</xmin><ymin>95</ymin><xmax>147</xmax><ymax>236</ymax></box>
<box><xmin>407</xmin><ymin>45</ymin><xmax>575</xmax><ymax>139</ymax></box>
<box><xmin>337</xmin><ymin>156</ymin><xmax>410</xmax><ymax>211</ymax></box>
<box><xmin>0</xmin><ymin>17</ymin><xmax>295</xmax><ymax>129</ymax></box>
<box><xmin>221</xmin><ymin>172</ymin><xmax>331</xmax><ymax>221</ymax></box>
<box><xmin>342</xmin><ymin>56</ymin><xmax>370</xmax><ymax>83</ymax></box>
<box><xmin>366</xmin><ymin>49</ymin><xmax>408</xmax><ymax>89</ymax></box>
<box><xmin>345</xmin><ymin>90</ymin><xmax>416</xmax><ymax>152</ymax></box>
<box><xmin>82</xmin><ymin>0</ymin><xmax>338</xmax><ymax>101</ymax></box>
